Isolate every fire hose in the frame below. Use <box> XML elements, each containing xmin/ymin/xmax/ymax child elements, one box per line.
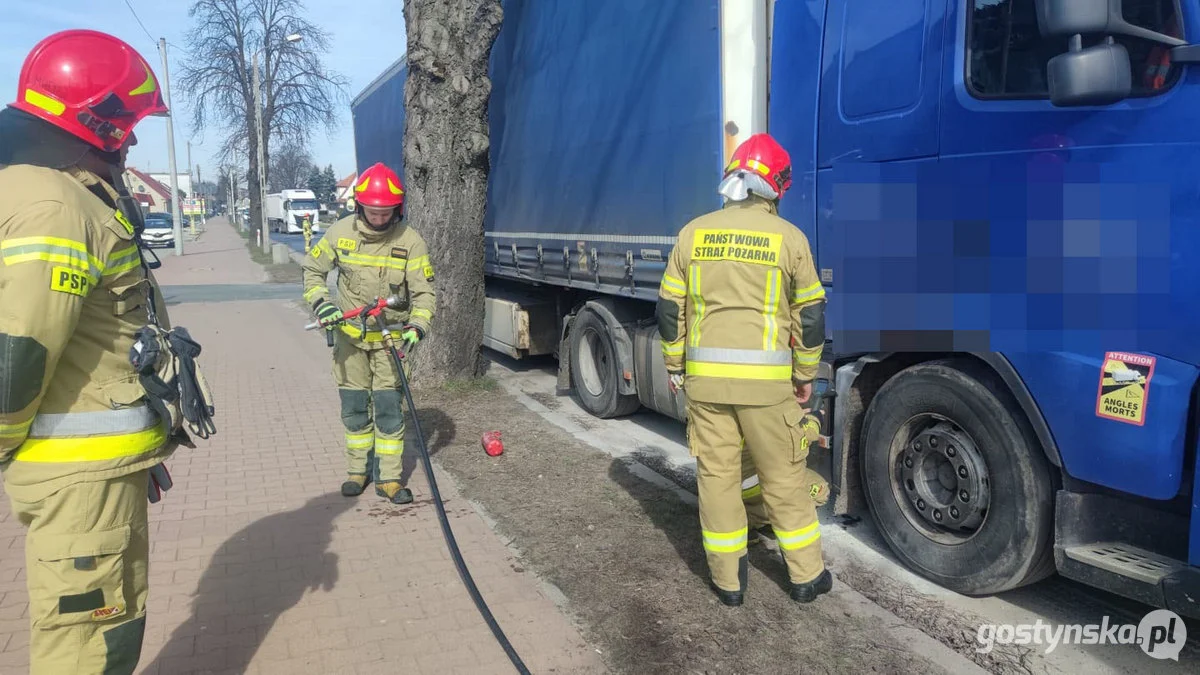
<box><xmin>306</xmin><ymin>298</ymin><xmax>531</xmax><ymax>675</ymax></box>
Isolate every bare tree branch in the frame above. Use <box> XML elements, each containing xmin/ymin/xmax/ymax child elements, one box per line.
<box><xmin>179</xmin><ymin>0</ymin><xmax>348</xmax><ymax>235</ymax></box>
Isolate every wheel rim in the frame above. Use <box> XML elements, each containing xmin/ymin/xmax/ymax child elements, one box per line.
<box><xmin>577</xmin><ymin>327</ymin><xmax>610</xmax><ymax>398</ymax></box>
<box><xmin>887</xmin><ymin>414</ymin><xmax>991</xmax><ymax>545</ymax></box>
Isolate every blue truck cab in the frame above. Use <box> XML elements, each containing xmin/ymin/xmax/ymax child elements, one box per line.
<box><xmin>772</xmin><ymin>0</ymin><xmax>1199</xmax><ymax>615</ymax></box>
<box><xmin>352</xmin><ymin>0</ymin><xmax>1200</xmax><ymax>616</ymax></box>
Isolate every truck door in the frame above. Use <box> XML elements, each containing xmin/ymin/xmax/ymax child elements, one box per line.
<box><xmin>812</xmin><ymin>0</ymin><xmax>947</xmax><ymax>345</ymax></box>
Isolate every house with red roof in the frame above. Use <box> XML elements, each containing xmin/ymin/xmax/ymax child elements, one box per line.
<box><xmin>124</xmin><ymin>167</ymin><xmax>177</xmax><ymax>215</ymax></box>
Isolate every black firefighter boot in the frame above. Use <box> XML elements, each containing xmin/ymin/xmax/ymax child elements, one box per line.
<box><xmin>711</xmin><ymin>555</ymin><xmax>749</xmax><ymax>607</ymax></box>
<box><xmin>790</xmin><ymin>569</ymin><xmax>833</xmax><ymax>603</ymax></box>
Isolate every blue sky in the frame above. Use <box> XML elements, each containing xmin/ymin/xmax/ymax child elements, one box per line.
<box><xmin>1</xmin><ymin>1</ymin><xmax>407</xmax><ymax>182</ymax></box>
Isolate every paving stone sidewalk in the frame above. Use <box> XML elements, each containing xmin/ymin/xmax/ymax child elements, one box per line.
<box><xmin>0</xmin><ymin>218</ymin><xmax>605</xmax><ymax>675</ymax></box>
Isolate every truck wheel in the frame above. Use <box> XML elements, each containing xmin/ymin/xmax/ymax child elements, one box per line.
<box><xmin>568</xmin><ymin>308</ymin><xmax>640</xmax><ymax>418</ymax></box>
<box><xmin>860</xmin><ymin>359</ymin><xmax>1055</xmax><ymax>595</ymax></box>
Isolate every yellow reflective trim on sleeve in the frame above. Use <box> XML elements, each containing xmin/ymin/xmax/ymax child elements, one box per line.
<box><xmin>303</xmin><ymin>286</ymin><xmax>329</xmax><ymax>303</ymax></box>
<box><xmin>2</xmin><ymin>236</ymin><xmax>104</xmax><ymax>280</ymax></box>
<box><xmin>411</xmin><ymin>308</ymin><xmax>432</xmax><ymax>321</ymax></box>
<box><xmin>661</xmin><ymin>342</ymin><xmax>685</xmax><ymax>356</ymax></box>
<box><xmin>0</xmin><ymin>418</ymin><xmax>33</xmax><ymax>440</ymax></box>
<box><xmin>12</xmin><ymin>426</ymin><xmax>166</xmax><ymax>463</ymax></box>
<box><xmin>793</xmin><ymin>351</ymin><xmax>822</xmax><ymax>366</ymax></box>
<box><xmin>792</xmin><ymin>281</ymin><xmax>825</xmax><ymax>304</ymax></box>
<box><xmin>686</xmin><ymin>361</ymin><xmax>792</xmax><ymax>381</ymax></box>
<box><xmin>660</xmin><ymin>274</ymin><xmax>686</xmax><ymax>297</ymax></box>
<box><xmin>103</xmin><ymin>245</ymin><xmax>142</xmax><ymax>278</ymax></box>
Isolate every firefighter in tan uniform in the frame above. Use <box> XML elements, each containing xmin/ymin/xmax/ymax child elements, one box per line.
<box><xmin>1</xmin><ymin>30</ymin><xmax>194</xmax><ymax>673</ymax></box>
<box><xmin>658</xmin><ymin>133</ymin><xmax>832</xmax><ymax>606</ymax></box>
<box><xmin>301</xmin><ymin>162</ymin><xmax>436</xmax><ymax>504</ymax></box>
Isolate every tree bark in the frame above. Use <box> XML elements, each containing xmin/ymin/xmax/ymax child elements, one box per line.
<box><xmin>403</xmin><ymin>0</ymin><xmax>504</xmax><ymax>385</ymax></box>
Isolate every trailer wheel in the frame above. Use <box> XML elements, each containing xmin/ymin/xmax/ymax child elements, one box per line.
<box><xmin>860</xmin><ymin>359</ymin><xmax>1055</xmax><ymax>595</ymax></box>
<box><xmin>568</xmin><ymin>308</ymin><xmax>640</xmax><ymax>418</ymax></box>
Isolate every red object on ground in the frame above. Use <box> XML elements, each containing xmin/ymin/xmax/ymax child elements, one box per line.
<box><xmin>482</xmin><ymin>431</ymin><xmax>504</xmax><ymax>457</ymax></box>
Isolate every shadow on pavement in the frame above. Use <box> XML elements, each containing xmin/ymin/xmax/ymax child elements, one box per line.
<box><xmin>606</xmin><ymin>458</ymin><xmax>711</xmax><ymax>586</ymax></box>
<box><xmin>141</xmin><ymin>492</ymin><xmax>355</xmax><ymax>674</ymax></box>
<box><xmin>400</xmin><ymin>406</ymin><xmax>457</xmax><ymax>485</ymax></box>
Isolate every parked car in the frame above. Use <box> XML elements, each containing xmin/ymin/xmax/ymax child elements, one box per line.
<box><xmin>141</xmin><ymin>212</ymin><xmax>175</xmax><ymax>248</ymax></box>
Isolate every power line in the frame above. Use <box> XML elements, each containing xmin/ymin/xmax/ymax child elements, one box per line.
<box><xmin>122</xmin><ymin>0</ymin><xmax>156</xmax><ymax>45</ymax></box>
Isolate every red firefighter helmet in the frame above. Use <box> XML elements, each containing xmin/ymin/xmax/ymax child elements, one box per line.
<box><xmin>9</xmin><ymin>29</ymin><xmax>169</xmax><ymax>153</ymax></box>
<box><xmin>723</xmin><ymin>133</ymin><xmax>793</xmax><ymax>199</ymax></box>
<box><xmin>353</xmin><ymin>162</ymin><xmax>405</xmax><ymax>208</ymax></box>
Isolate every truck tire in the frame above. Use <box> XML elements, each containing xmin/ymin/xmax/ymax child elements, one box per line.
<box><xmin>568</xmin><ymin>308</ymin><xmax>640</xmax><ymax>418</ymax></box>
<box><xmin>859</xmin><ymin>358</ymin><xmax>1056</xmax><ymax>595</ymax></box>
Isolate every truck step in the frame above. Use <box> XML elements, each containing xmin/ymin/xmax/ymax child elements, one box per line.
<box><xmin>1063</xmin><ymin>542</ymin><xmax>1187</xmax><ymax>584</ymax></box>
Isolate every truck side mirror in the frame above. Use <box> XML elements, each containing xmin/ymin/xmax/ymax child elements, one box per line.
<box><xmin>1047</xmin><ymin>38</ymin><xmax>1131</xmax><ymax>107</ymax></box>
<box><xmin>1035</xmin><ymin>0</ymin><xmax>1134</xmax><ymax>106</ymax></box>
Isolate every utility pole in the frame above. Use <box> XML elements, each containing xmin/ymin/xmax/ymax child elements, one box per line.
<box><xmin>158</xmin><ymin>38</ymin><xmax>184</xmax><ymax>256</ymax></box>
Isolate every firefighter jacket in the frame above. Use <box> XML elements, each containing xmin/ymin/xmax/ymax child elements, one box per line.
<box><xmin>0</xmin><ymin>164</ymin><xmax>173</xmax><ymax>502</ymax></box>
<box><xmin>657</xmin><ymin>197</ymin><xmax>826</xmax><ymax>406</ymax></box>
<box><xmin>301</xmin><ymin>214</ymin><xmax>436</xmax><ymax>349</ymax></box>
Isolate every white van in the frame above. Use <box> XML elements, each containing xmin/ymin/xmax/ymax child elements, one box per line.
<box><xmin>265</xmin><ymin>189</ymin><xmax>322</xmax><ymax>234</ymax></box>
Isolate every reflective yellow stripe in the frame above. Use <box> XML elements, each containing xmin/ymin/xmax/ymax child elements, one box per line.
<box><xmin>24</xmin><ymin>89</ymin><xmax>66</xmax><ymax>116</ymax></box>
<box><xmin>411</xmin><ymin>308</ymin><xmax>432</xmax><ymax>321</ymax></box>
<box><xmin>661</xmin><ymin>342</ymin><xmax>684</xmax><ymax>356</ymax></box>
<box><xmin>340</xmin><ymin>252</ymin><xmax>408</xmax><ymax>271</ymax></box>
<box><xmin>103</xmin><ymin>245</ymin><xmax>142</xmax><ymax>277</ymax></box>
<box><xmin>792</xmin><ymin>281</ymin><xmax>825</xmax><ymax>304</ymax></box>
<box><xmin>686</xmin><ymin>361</ymin><xmax>792</xmax><ymax>381</ymax></box>
<box><xmin>375</xmin><ymin>439</ymin><xmax>403</xmax><ymax>455</ymax></box>
<box><xmin>345</xmin><ymin>431</ymin><xmax>373</xmax><ymax>449</ymax></box>
<box><xmin>304</xmin><ymin>286</ymin><xmax>329</xmax><ymax>303</ymax></box>
<box><xmin>762</xmin><ymin>269</ymin><xmax>780</xmax><ymax>350</ymax></box>
<box><xmin>775</xmin><ymin>522</ymin><xmax>821</xmax><ymax>551</ymax></box>
<box><xmin>660</xmin><ymin>274</ymin><xmax>686</xmax><ymax>297</ymax></box>
<box><xmin>12</xmin><ymin>427</ymin><xmax>166</xmax><ymax>463</ymax></box>
<box><xmin>0</xmin><ymin>418</ymin><xmax>33</xmax><ymax>440</ymax></box>
<box><xmin>339</xmin><ymin>323</ymin><xmax>385</xmax><ymax>342</ymax></box>
<box><xmin>1</xmin><ymin>236</ymin><xmax>104</xmax><ymax>277</ymax></box>
<box><xmin>688</xmin><ymin>264</ymin><xmax>704</xmax><ymax>347</ymax></box>
<box><xmin>793</xmin><ymin>351</ymin><xmax>821</xmax><ymax>366</ymax></box>
<box><xmin>406</xmin><ymin>255</ymin><xmax>430</xmax><ymax>271</ymax></box>
<box><xmin>702</xmin><ymin>527</ymin><xmax>748</xmax><ymax>553</ymax></box>
<box><xmin>742</xmin><ymin>484</ymin><xmax>762</xmax><ymax>501</ymax></box>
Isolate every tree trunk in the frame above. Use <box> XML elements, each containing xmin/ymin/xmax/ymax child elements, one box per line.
<box><xmin>403</xmin><ymin>0</ymin><xmax>504</xmax><ymax>385</ymax></box>
<box><xmin>247</xmin><ymin>123</ymin><xmax>265</xmax><ymax>240</ymax></box>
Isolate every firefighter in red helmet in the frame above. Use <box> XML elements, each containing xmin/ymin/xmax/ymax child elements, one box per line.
<box><xmin>301</xmin><ymin>162</ymin><xmax>436</xmax><ymax>503</ymax></box>
<box><xmin>658</xmin><ymin>133</ymin><xmax>832</xmax><ymax>606</ymax></box>
<box><xmin>1</xmin><ymin>29</ymin><xmax>200</xmax><ymax>673</ymax></box>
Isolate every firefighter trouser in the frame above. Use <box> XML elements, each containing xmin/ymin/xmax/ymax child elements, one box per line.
<box><xmin>7</xmin><ymin>471</ymin><xmax>150</xmax><ymax>675</ymax></box>
<box><xmin>742</xmin><ymin>448</ymin><xmax>829</xmax><ymax>529</ymax></box>
<box><xmin>333</xmin><ymin>332</ymin><xmax>409</xmax><ymax>482</ymax></box>
<box><xmin>689</xmin><ymin>398</ymin><xmax>825</xmax><ymax>591</ymax></box>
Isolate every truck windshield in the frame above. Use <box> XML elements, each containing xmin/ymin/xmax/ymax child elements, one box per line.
<box><xmin>289</xmin><ymin>199</ymin><xmax>320</xmax><ymax>210</ymax></box>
